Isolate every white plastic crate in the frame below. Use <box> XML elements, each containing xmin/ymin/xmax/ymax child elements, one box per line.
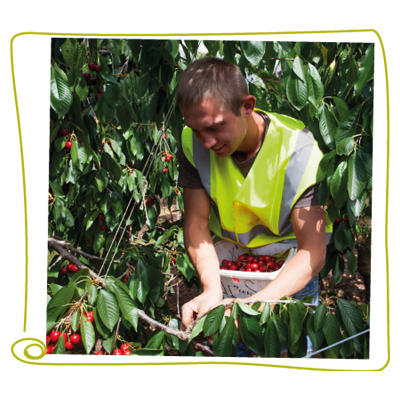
<box><xmin>214</xmin><ymin>241</ymin><xmax>298</xmax><ymax>299</ymax></box>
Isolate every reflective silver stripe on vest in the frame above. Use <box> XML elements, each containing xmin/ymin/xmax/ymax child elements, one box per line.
<box><xmin>278</xmin><ymin>127</ymin><xmax>316</xmax><ymax>235</ymax></box>
<box><xmin>237</xmin><ymin>224</ymin><xmax>276</xmax><ymax>246</ymax></box>
<box><xmin>193</xmin><ymin>132</ymin><xmax>212</xmax><ymax>196</ymax></box>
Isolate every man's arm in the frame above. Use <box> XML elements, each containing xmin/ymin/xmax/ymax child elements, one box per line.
<box><xmin>246</xmin><ymin>204</ymin><xmax>326</xmax><ymax>303</ymax></box>
<box><xmin>180</xmin><ymin>187</ymin><xmax>223</xmax><ymax>330</ymax></box>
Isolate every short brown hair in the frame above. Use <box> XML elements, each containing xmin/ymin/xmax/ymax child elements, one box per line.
<box><xmin>176</xmin><ymin>57</ymin><xmax>248</xmax><ymax>116</ymax></box>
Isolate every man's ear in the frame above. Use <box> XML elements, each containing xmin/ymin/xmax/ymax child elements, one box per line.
<box><xmin>241</xmin><ymin>95</ymin><xmax>256</xmax><ymax>117</ymax></box>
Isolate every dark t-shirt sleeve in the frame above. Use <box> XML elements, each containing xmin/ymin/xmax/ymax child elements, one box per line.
<box><xmin>177</xmin><ymin>142</ymin><xmax>204</xmax><ymax>189</ymax></box>
<box><xmin>293</xmin><ymin>184</ymin><xmax>320</xmax><ymax>208</ymax></box>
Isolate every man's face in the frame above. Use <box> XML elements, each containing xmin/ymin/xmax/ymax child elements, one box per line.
<box><xmin>182</xmin><ymin>96</ymin><xmax>248</xmax><ymax>157</ymax></box>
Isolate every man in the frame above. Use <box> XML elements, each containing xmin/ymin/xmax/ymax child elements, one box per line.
<box><xmin>176</xmin><ymin>57</ymin><xmax>331</xmax><ymax>356</ymax></box>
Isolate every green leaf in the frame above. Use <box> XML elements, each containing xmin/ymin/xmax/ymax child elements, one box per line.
<box><xmin>314</xmin><ymin>304</ymin><xmax>328</xmax><ymax>332</ymax></box>
<box><xmin>354</xmin><ymin>45</ymin><xmax>374</xmax><ymax>97</ymax></box>
<box><xmin>318</xmin><ymin>105</ymin><xmax>337</xmax><ymax>149</ymax></box>
<box><xmin>336</xmin><ymin>137</ymin><xmax>355</xmax><ymax>155</ymax></box>
<box><xmin>61</xmin><ymin>38</ymin><xmax>78</xmax><ymax>67</ymax></box>
<box><xmin>203</xmin><ymin>305</ymin><xmax>225</xmax><ymax>337</ymax></box>
<box><xmin>330</xmin><ymin>161</ymin><xmax>348</xmax><ymax>210</ymax></box>
<box><xmin>71</xmin><ymin>310</ymin><xmax>80</xmax><ymax>333</ymax></box>
<box><xmin>239</xmin><ymin>314</ymin><xmax>263</xmax><ymax>355</ymax></box>
<box><xmin>322</xmin><ymin>313</ymin><xmax>342</xmax><ymax>356</ymax></box>
<box><xmin>47</xmin><ymin>283</ymin><xmax>76</xmax><ymax>322</ymax></box>
<box><xmin>101</xmin><ymin>152</ymin><xmax>122</xmax><ymax>182</ymax></box>
<box><xmin>132</xmin><ymin>349</ymin><xmax>164</xmax><ymax>356</ymax></box>
<box><xmin>333</xmin><ymin>97</ymin><xmax>349</xmax><ymax>121</ymax></box>
<box><xmin>316</xmin><ymin>150</ymin><xmax>335</xmax><ymax>182</ymax></box>
<box><xmin>288</xmin><ymin>302</ymin><xmax>303</xmax><ymax>351</ymax></box>
<box><xmin>348</xmin><ymin>152</ymin><xmax>366</xmax><ymax>201</ymax></box>
<box><xmin>213</xmin><ymin>314</ymin><xmax>237</xmax><ymax>357</ymax></box>
<box><xmin>97</xmin><ymin>289</ymin><xmax>120</xmax><ymax>331</ymax></box>
<box><xmin>93</xmin><ymin>307</ymin><xmax>111</xmax><ymax>339</ymax></box>
<box><xmin>99</xmin><ymin>57</ymin><xmax>115</xmax><ymax>83</ymax></box>
<box><xmin>347</xmin><ymin>249</ymin><xmax>357</xmax><ymax>275</ymax></box>
<box><xmin>113</xmin><ymin>284</ymin><xmax>139</xmax><ymax>331</ymax></box>
<box><xmin>237</xmin><ymin>300</ymin><xmax>260</xmax><ymax>316</ymax></box>
<box><xmin>81</xmin><ymin>314</ymin><xmax>96</xmax><ymax>354</ymax></box>
<box><xmin>307</xmin><ymin>63</ymin><xmax>324</xmax><ymax>107</ymax></box>
<box><xmin>75</xmin><ymin>73</ymin><xmax>89</xmax><ymax>102</ymax></box>
<box><xmin>337</xmin><ymin>298</ymin><xmax>364</xmax><ymax>354</ymax></box>
<box><xmin>306</xmin><ymin>314</ymin><xmax>324</xmax><ymax>350</ymax></box>
<box><xmin>333</xmin><ymin>254</ymin><xmax>345</xmax><ymax>285</ymax></box>
<box><xmin>86</xmin><ymin>209</ymin><xmax>99</xmax><ymax>231</ymax></box>
<box><xmin>87</xmin><ymin>285</ymin><xmax>98</xmax><ymax>306</ymax></box>
<box><xmin>358</xmin><ymin>148</ymin><xmax>372</xmax><ymax>189</ymax></box>
<box><xmin>136</xmin><ymin>72</ymin><xmax>150</xmax><ymax>98</ymax></box>
<box><xmin>50</xmin><ymin>68</ymin><xmax>73</xmax><ymax>117</ymax></box>
<box><xmin>286</xmin><ymin>72</ymin><xmax>308</xmax><ymax>110</ymax></box>
<box><xmin>240</xmin><ymin>41</ymin><xmax>266</xmax><ymax>65</ymax></box>
<box><xmin>334</xmin><ymin>221</ymin><xmax>352</xmax><ymax>252</ymax></box>
<box><xmin>271</xmin><ymin>314</ymin><xmax>288</xmax><ymax>347</ymax></box>
<box><xmin>349</xmin><ymin>190</ymin><xmax>368</xmax><ymax>217</ymax></box>
<box><xmin>146</xmin><ymin>331</ymin><xmax>165</xmax><ymax>349</ymax></box>
<box><xmin>53</xmin><ymin>335</ymin><xmax>66</xmax><ymax>354</ymax></box>
<box><xmin>134</xmin><ymin>258</ymin><xmax>150</xmax><ymax>304</ymax></box>
<box><xmin>336</xmin><ymin>105</ymin><xmax>362</xmax><ymax>145</ymax></box>
<box><xmin>259</xmin><ymin>302</ymin><xmax>271</xmax><ymax>325</ymax></box>
<box><xmin>102</xmin><ymin>331</ymin><xmax>116</xmax><ymax>354</ymax></box>
<box><xmin>264</xmin><ymin>318</ymin><xmax>281</xmax><ymax>358</ymax></box>
<box><xmin>189</xmin><ymin>316</ymin><xmax>206</xmax><ymax>342</ymax></box>
<box><xmin>95</xmin><ymin>168</ymin><xmax>108</xmax><ymax>193</ymax></box>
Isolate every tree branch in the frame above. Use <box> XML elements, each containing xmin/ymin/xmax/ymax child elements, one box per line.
<box><xmin>48</xmin><ymin>240</ymin><xmax>215</xmax><ymax>356</ymax></box>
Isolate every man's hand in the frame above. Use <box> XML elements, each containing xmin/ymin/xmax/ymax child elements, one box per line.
<box><xmin>180</xmin><ymin>291</ymin><xmax>222</xmax><ymax>331</ymax></box>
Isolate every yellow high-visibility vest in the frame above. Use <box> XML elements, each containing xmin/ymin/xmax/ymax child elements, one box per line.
<box><xmin>181</xmin><ymin>109</ymin><xmax>333</xmax><ymax>249</ymax></box>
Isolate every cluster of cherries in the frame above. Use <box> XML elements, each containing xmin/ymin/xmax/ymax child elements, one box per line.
<box><xmin>145</xmin><ymin>195</ymin><xmax>156</xmax><ymax>207</ymax></box>
<box><xmin>220</xmin><ymin>254</ymin><xmax>284</xmax><ymax>273</ymax></box>
<box><xmin>46</xmin><ymin>311</ymin><xmax>93</xmax><ymax>354</ymax></box>
<box><xmin>60</xmin><ymin>263</ymin><xmax>80</xmax><ymax>275</ymax></box>
<box><xmin>96</xmin><ymin>342</ymin><xmax>132</xmax><ymax>355</ymax></box>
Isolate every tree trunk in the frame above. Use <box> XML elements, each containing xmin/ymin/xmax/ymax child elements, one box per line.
<box><xmin>357</xmin><ymin>234</ymin><xmax>371</xmax><ymax>299</ymax></box>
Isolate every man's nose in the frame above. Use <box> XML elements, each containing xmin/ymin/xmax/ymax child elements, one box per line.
<box><xmin>199</xmin><ymin>132</ymin><xmax>217</xmax><ymax>150</ymax></box>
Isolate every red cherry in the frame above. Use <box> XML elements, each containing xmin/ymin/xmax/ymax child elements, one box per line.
<box><xmin>163</xmin><ymin>168</ymin><xmax>168</xmax><ymax>174</ymax></box>
<box><xmin>163</xmin><ymin>134</ymin><xmax>167</xmax><ymax>139</ymax></box>
<box><xmin>335</xmin><ymin>218</ymin><xmax>342</xmax><ymax>224</ymax></box>
<box><xmin>95</xmin><ymin>94</ymin><xmax>100</xmax><ymax>101</ymax></box>
<box><xmin>95</xmin><ymin>65</ymin><xmax>101</xmax><ymax>72</ymax></box>
<box><xmin>278</xmin><ymin>260</ymin><xmax>284</xmax><ymax>267</ymax></box>
<box><xmin>88</xmin><ymin>62</ymin><xmax>95</xmax><ymax>71</ymax></box>
<box><xmin>65</xmin><ymin>341</ymin><xmax>75</xmax><ymax>350</ymax></box>
<box><xmin>235</xmin><ymin>261</ymin><xmax>242</xmax><ymax>268</ymax></box>
<box><xmin>83</xmin><ymin>311</ymin><xmax>94</xmax><ymax>323</ymax></box>
<box><xmin>60</xmin><ymin>128</ymin><xmax>68</xmax><ymax>136</ymax></box>
<box><xmin>62</xmin><ymin>332</ymin><xmax>68</xmax><ymax>343</ymax></box>
<box><xmin>250</xmin><ymin>263</ymin><xmax>259</xmax><ymax>271</ymax></box>
<box><xmin>123</xmin><ymin>350</ymin><xmax>132</xmax><ymax>355</ymax></box>
<box><xmin>266</xmin><ymin>261</ymin><xmax>275</xmax><ymax>269</ymax></box>
<box><xmin>247</xmin><ymin>256</ymin><xmax>254</xmax><ymax>263</ymax></box>
<box><xmin>226</xmin><ymin>261</ymin><xmax>233</xmax><ymax>268</ymax></box>
<box><xmin>238</xmin><ymin>254</ymin><xmax>247</xmax><ymax>261</ymax></box>
<box><xmin>96</xmin><ymin>350</ymin><xmax>104</xmax><ymax>355</ymax></box>
<box><xmin>100</xmin><ymin>225</ymin><xmax>107</xmax><ymax>231</ymax></box>
<box><xmin>120</xmin><ymin>343</ymin><xmax>131</xmax><ymax>352</ymax></box>
<box><xmin>113</xmin><ymin>349</ymin><xmax>123</xmax><ymax>355</ymax></box>
<box><xmin>263</xmin><ymin>255</ymin><xmax>270</xmax><ymax>261</ymax></box>
<box><xmin>67</xmin><ymin>264</ymin><xmax>79</xmax><ymax>273</ymax></box>
<box><xmin>70</xmin><ymin>334</ymin><xmax>82</xmax><ymax>345</ymax></box>
<box><xmin>259</xmin><ymin>265</ymin><xmax>267</xmax><ymax>272</ymax></box>
<box><xmin>98</xmin><ymin>213</ymin><xmax>105</xmax><ymax>221</ymax></box>
<box><xmin>50</xmin><ymin>331</ymin><xmax>61</xmax><ymax>343</ymax></box>
<box><xmin>222</xmin><ymin>259</ymin><xmax>228</xmax><ymax>266</ymax></box>
<box><xmin>220</xmin><ymin>266</ymin><xmax>228</xmax><ymax>270</ymax></box>
<box><xmin>228</xmin><ymin>265</ymin><xmax>237</xmax><ymax>271</ymax></box>
<box><xmin>65</xmin><ymin>141</ymin><xmax>73</xmax><ymax>149</ymax></box>
<box><xmin>46</xmin><ymin>335</ymin><xmax>51</xmax><ymax>345</ymax></box>
<box><xmin>60</xmin><ymin>267</ymin><xmax>67</xmax><ymax>275</ymax></box>
<box><xmin>46</xmin><ymin>345</ymin><xmax>55</xmax><ymax>354</ymax></box>
<box><xmin>82</xmin><ymin>72</ymin><xmax>91</xmax><ymax>81</ymax></box>
<box><xmin>257</xmin><ymin>260</ymin><xmax>265</xmax><ymax>267</ymax></box>
<box><xmin>245</xmin><ymin>267</ymin><xmax>253</xmax><ymax>272</ymax></box>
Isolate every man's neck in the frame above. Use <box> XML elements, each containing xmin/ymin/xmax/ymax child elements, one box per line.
<box><xmin>232</xmin><ymin>111</ymin><xmax>266</xmax><ymax>163</ymax></box>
